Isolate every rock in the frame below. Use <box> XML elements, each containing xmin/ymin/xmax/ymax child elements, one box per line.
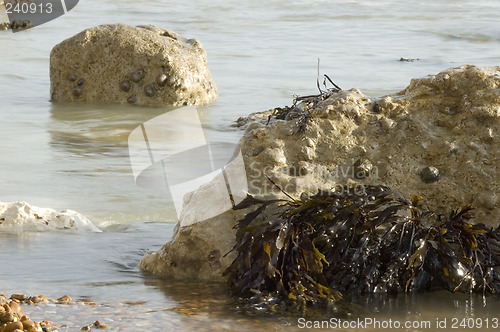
<box><xmin>0</xmin><ymin>201</ymin><xmax>100</xmax><ymax>232</ymax></box>
<box><xmin>50</xmin><ymin>24</ymin><xmax>217</xmax><ymax>106</ymax></box>
<box><xmin>7</xmin><ymin>301</ymin><xmax>22</xmax><ymax>315</ymax></box>
<box><xmin>9</xmin><ymin>295</ymin><xmax>26</xmax><ymax>302</ymax></box>
<box><xmin>140</xmin><ymin>65</ymin><xmax>500</xmax><ymax>281</ymax></box>
<box><xmin>0</xmin><ymin>21</ymin><xmax>34</xmax><ymax>31</ymax></box>
<box><xmin>56</xmin><ymin>295</ymin><xmax>71</xmax><ymax>302</ymax></box>
<box><xmin>0</xmin><ymin>312</ymin><xmax>14</xmax><ymax>323</ymax></box>
<box><xmin>94</xmin><ymin>321</ymin><xmax>109</xmax><ymax>329</ymax></box>
<box><xmin>2</xmin><ymin>321</ymin><xmax>23</xmax><ymax>332</ymax></box>
<box><xmin>21</xmin><ymin>319</ymin><xmax>34</xmax><ymax>330</ymax></box>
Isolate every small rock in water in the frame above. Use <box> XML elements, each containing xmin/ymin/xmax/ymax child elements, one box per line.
<box><xmin>57</xmin><ymin>295</ymin><xmax>72</xmax><ymax>302</ymax></box>
<box><xmin>21</xmin><ymin>319</ymin><xmax>35</xmax><ymax>330</ymax></box>
<box><xmin>0</xmin><ymin>312</ymin><xmax>14</xmax><ymax>323</ymax></box>
<box><xmin>2</xmin><ymin>321</ymin><xmax>23</xmax><ymax>332</ymax></box>
<box><xmin>10</xmin><ymin>294</ymin><xmax>26</xmax><ymax>301</ymax></box>
<box><xmin>94</xmin><ymin>320</ymin><xmax>109</xmax><ymax>329</ymax></box>
<box><xmin>81</xmin><ymin>323</ymin><xmax>93</xmax><ymax>331</ymax></box>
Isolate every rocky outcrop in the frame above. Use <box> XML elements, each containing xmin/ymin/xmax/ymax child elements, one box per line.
<box><xmin>50</xmin><ymin>24</ymin><xmax>217</xmax><ymax>106</ymax></box>
<box><xmin>140</xmin><ymin>65</ymin><xmax>499</xmax><ymax>280</ymax></box>
<box><xmin>0</xmin><ymin>201</ymin><xmax>100</xmax><ymax>232</ymax></box>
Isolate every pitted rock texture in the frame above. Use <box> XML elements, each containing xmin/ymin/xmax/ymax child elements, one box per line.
<box><xmin>140</xmin><ymin>65</ymin><xmax>499</xmax><ymax>280</ymax></box>
<box><xmin>50</xmin><ymin>24</ymin><xmax>217</xmax><ymax>106</ymax></box>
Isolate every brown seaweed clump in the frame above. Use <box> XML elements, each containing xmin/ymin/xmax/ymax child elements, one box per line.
<box><xmin>224</xmin><ymin>185</ymin><xmax>500</xmax><ymax>313</ymax></box>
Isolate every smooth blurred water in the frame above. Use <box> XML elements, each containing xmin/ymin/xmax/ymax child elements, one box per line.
<box><xmin>1</xmin><ymin>0</ymin><xmax>500</xmax><ymax>223</ymax></box>
<box><xmin>1</xmin><ymin>0</ymin><xmax>500</xmax><ymax>330</ymax></box>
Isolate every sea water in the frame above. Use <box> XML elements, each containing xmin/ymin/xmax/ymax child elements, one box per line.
<box><xmin>1</xmin><ymin>0</ymin><xmax>500</xmax><ymax>330</ymax></box>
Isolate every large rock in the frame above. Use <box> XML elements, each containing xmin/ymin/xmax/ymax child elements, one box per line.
<box><xmin>140</xmin><ymin>65</ymin><xmax>499</xmax><ymax>280</ymax></box>
<box><xmin>50</xmin><ymin>24</ymin><xmax>217</xmax><ymax>106</ymax></box>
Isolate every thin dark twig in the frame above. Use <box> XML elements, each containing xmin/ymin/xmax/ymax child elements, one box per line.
<box><xmin>265</xmin><ymin>174</ymin><xmax>298</xmax><ymax>203</ymax></box>
<box><xmin>324</xmin><ymin>74</ymin><xmax>342</xmax><ymax>91</ymax></box>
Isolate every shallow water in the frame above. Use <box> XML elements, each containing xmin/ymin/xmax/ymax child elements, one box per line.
<box><xmin>1</xmin><ymin>0</ymin><xmax>500</xmax><ymax>330</ymax></box>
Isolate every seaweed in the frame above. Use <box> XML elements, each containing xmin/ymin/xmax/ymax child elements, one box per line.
<box><xmin>224</xmin><ymin>185</ymin><xmax>500</xmax><ymax>313</ymax></box>
<box><xmin>265</xmin><ymin>60</ymin><xmax>341</xmax><ymax>133</ymax></box>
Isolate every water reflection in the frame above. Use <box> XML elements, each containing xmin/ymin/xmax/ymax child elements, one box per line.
<box><xmin>48</xmin><ymin>103</ymin><xmax>175</xmax><ymax>157</ymax></box>
<box><xmin>142</xmin><ymin>277</ymin><xmax>299</xmax><ymax>332</ymax></box>
<box><xmin>145</xmin><ymin>275</ymin><xmax>500</xmax><ymax>332</ymax></box>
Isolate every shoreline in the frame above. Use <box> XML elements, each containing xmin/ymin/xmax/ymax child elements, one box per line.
<box><xmin>0</xmin><ymin>293</ymin><xmax>107</xmax><ymax>332</ymax></box>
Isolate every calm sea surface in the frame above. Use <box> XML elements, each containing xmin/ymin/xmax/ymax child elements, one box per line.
<box><xmin>1</xmin><ymin>0</ymin><xmax>500</xmax><ymax>330</ymax></box>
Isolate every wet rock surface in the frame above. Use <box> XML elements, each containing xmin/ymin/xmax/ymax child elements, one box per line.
<box><xmin>140</xmin><ymin>65</ymin><xmax>500</xmax><ymax>281</ymax></box>
<box><xmin>0</xmin><ymin>20</ymin><xmax>33</xmax><ymax>31</ymax></box>
<box><xmin>0</xmin><ymin>201</ymin><xmax>100</xmax><ymax>232</ymax></box>
<box><xmin>50</xmin><ymin>24</ymin><xmax>217</xmax><ymax>106</ymax></box>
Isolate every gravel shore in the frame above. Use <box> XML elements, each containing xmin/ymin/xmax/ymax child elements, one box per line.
<box><xmin>0</xmin><ymin>293</ymin><xmax>108</xmax><ymax>332</ymax></box>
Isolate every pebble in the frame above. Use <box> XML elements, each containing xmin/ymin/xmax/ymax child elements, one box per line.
<box><xmin>0</xmin><ymin>312</ymin><xmax>14</xmax><ymax>323</ymax></box>
<box><xmin>8</xmin><ymin>301</ymin><xmax>23</xmax><ymax>315</ymax></box>
<box><xmin>10</xmin><ymin>294</ymin><xmax>26</xmax><ymax>301</ymax></box>
<box><xmin>0</xmin><ymin>293</ymin><xmax>100</xmax><ymax>332</ymax></box>
<box><xmin>57</xmin><ymin>296</ymin><xmax>71</xmax><ymax>303</ymax></box>
<box><xmin>94</xmin><ymin>320</ymin><xmax>109</xmax><ymax>329</ymax></box>
<box><xmin>21</xmin><ymin>319</ymin><xmax>34</xmax><ymax>330</ymax></box>
<box><xmin>2</xmin><ymin>321</ymin><xmax>23</xmax><ymax>332</ymax></box>
<box><xmin>127</xmin><ymin>96</ymin><xmax>137</xmax><ymax>104</ymax></box>
<box><xmin>29</xmin><ymin>296</ymin><xmax>40</xmax><ymax>304</ymax></box>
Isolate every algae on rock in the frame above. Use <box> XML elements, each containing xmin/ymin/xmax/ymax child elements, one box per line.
<box><xmin>224</xmin><ymin>185</ymin><xmax>500</xmax><ymax>313</ymax></box>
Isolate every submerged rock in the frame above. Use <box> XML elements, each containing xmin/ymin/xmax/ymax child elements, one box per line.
<box><xmin>0</xmin><ymin>201</ymin><xmax>100</xmax><ymax>232</ymax></box>
<box><xmin>50</xmin><ymin>24</ymin><xmax>217</xmax><ymax>106</ymax></box>
<box><xmin>140</xmin><ymin>65</ymin><xmax>500</xmax><ymax>281</ymax></box>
